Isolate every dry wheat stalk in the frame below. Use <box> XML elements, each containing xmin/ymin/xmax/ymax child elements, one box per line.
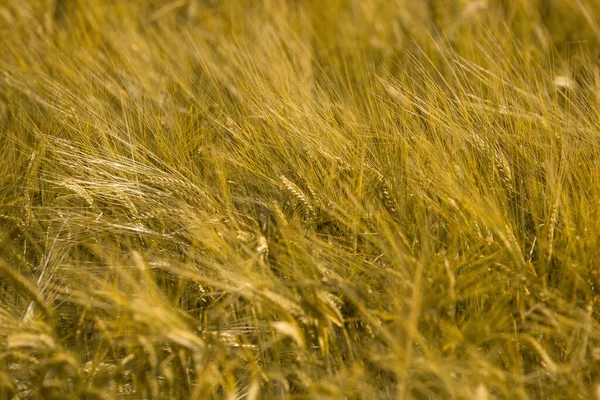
<box><xmin>370</xmin><ymin>168</ymin><xmax>397</xmax><ymax>214</ymax></box>
<box><xmin>494</xmin><ymin>149</ymin><xmax>515</xmax><ymax>194</ymax></box>
<box><xmin>280</xmin><ymin>175</ymin><xmax>314</xmax><ymax>219</ymax></box>
<box><xmin>547</xmin><ymin>200</ymin><xmax>559</xmax><ymax>264</ymax></box>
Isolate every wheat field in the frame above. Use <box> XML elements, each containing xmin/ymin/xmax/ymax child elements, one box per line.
<box><xmin>2</xmin><ymin>1</ymin><xmax>600</xmax><ymax>399</ymax></box>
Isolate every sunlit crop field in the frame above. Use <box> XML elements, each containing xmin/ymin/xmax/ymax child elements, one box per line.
<box><xmin>2</xmin><ymin>1</ymin><xmax>600</xmax><ymax>398</ymax></box>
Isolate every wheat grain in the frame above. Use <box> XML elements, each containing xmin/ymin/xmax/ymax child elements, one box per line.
<box><xmin>280</xmin><ymin>175</ymin><xmax>314</xmax><ymax>219</ymax></box>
